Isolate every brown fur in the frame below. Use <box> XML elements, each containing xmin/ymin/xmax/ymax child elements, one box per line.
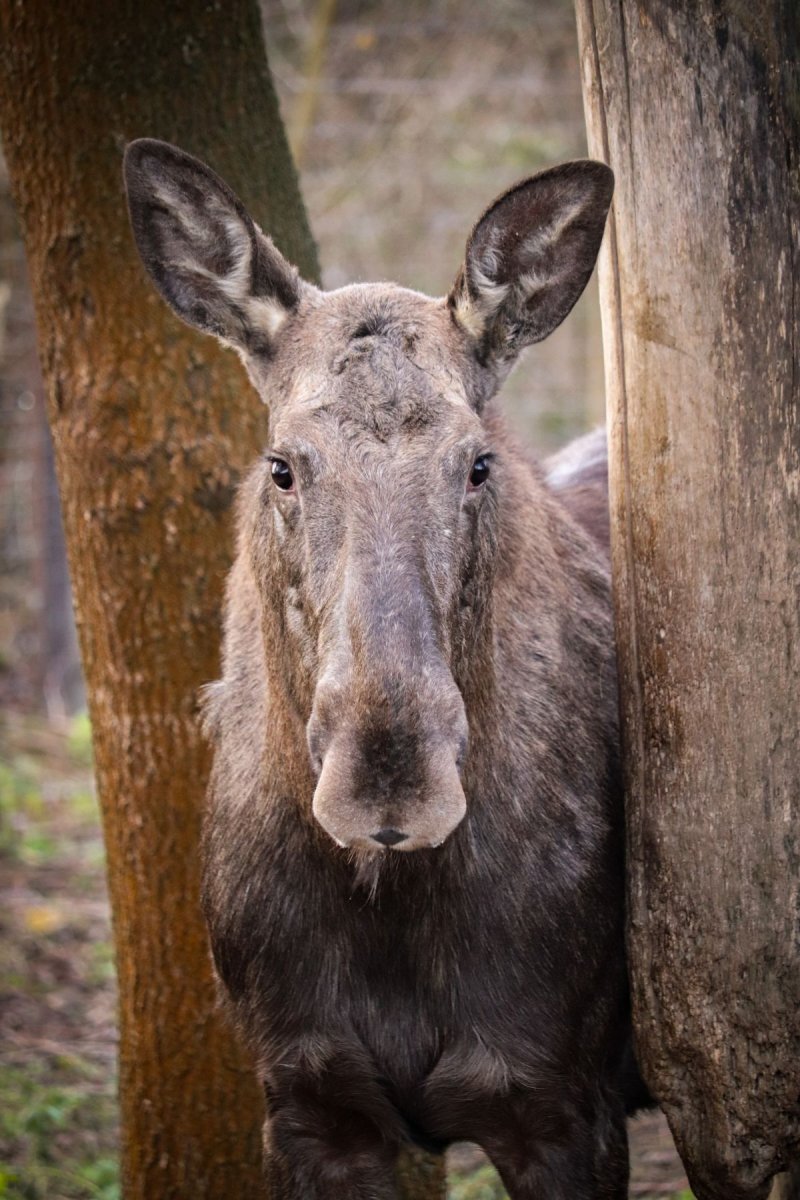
<box><xmin>124</xmin><ymin>141</ymin><xmax>636</xmax><ymax>1198</ymax></box>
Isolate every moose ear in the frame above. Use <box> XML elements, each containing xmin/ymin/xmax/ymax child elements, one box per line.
<box><xmin>123</xmin><ymin>139</ymin><xmax>303</xmax><ymax>355</ymax></box>
<box><xmin>448</xmin><ymin>160</ymin><xmax>613</xmax><ymax>363</ymax></box>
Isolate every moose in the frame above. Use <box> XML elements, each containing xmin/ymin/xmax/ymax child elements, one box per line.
<box><xmin>124</xmin><ymin>139</ymin><xmax>640</xmax><ymax>1198</ymax></box>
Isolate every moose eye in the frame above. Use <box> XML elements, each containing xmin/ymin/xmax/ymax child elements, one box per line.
<box><xmin>468</xmin><ymin>455</ymin><xmax>491</xmax><ymax>489</ymax></box>
<box><xmin>271</xmin><ymin>459</ymin><xmax>294</xmax><ymax>491</ymax></box>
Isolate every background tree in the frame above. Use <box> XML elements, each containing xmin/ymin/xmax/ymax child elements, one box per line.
<box><xmin>575</xmin><ymin>3</ymin><xmax>799</xmax><ymax>1198</ymax></box>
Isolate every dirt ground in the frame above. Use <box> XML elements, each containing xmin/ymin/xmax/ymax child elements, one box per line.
<box><xmin>0</xmin><ymin>714</ymin><xmax>691</xmax><ymax>1200</ymax></box>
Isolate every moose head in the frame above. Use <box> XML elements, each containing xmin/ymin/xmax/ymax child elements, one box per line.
<box><xmin>124</xmin><ymin>140</ymin><xmax>613</xmax><ymax>855</ymax></box>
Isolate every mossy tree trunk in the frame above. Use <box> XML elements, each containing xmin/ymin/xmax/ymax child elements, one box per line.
<box><xmin>575</xmin><ymin>3</ymin><xmax>799</xmax><ymax>1199</ymax></box>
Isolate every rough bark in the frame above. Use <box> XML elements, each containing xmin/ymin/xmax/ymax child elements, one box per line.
<box><xmin>41</xmin><ymin>418</ymin><xmax>84</xmax><ymax>718</ymax></box>
<box><xmin>0</xmin><ymin>2</ymin><xmax>318</xmax><ymax>1196</ymax></box>
<box><xmin>574</xmin><ymin>4</ymin><xmax>799</xmax><ymax>1200</ymax></box>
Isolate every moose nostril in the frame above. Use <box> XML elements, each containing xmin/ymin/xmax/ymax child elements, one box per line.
<box><xmin>372</xmin><ymin>828</ymin><xmax>408</xmax><ymax>847</ymax></box>
<box><xmin>455</xmin><ymin>734</ymin><xmax>468</xmax><ymax>771</ymax></box>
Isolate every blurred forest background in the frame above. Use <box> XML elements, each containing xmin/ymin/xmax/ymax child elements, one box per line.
<box><xmin>0</xmin><ymin>2</ymin><xmax>688</xmax><ymax>1197</ymax></box>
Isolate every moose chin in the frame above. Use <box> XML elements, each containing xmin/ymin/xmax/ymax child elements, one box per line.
<box><xmin>125</xmin><ymin>137</ymin><xmax>645</xmax><ymax>1199</ymax></box>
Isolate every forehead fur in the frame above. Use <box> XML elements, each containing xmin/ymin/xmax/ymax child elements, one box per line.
<box><xmin>263</xmin><ymin>283</ymin><xmax>486</xmax><ymax>439</ymax></box>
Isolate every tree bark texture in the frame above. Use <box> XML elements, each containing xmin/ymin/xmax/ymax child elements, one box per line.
<box><xmin>0</xmin><ymin>3</ymin><xmax>319</xmax><ymax>1196</ymax></box>
<box><xmin>574</xmin><ymin>4</ymin><xmax>799</xmax><ymax>1199</ymax></box>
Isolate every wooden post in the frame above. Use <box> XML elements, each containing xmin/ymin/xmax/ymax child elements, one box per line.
<box><xmin>575</xmin><ymin>3</ymin><xmax>799</xmax><ymax>1199</ymax></box>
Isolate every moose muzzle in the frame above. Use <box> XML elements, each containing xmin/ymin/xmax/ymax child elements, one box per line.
<box><xmin>308</xmin><ymin>668</ymin><xmax>468</xmax><ymax>852</ymax></box>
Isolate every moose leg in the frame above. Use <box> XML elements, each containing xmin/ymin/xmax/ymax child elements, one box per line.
<box><xmin>590</xmin><ymin>1099</ymin><xmax>630</xmax><ymax>1200</ymax></box>
<box><xmin>482</xmin><ymin>1092</ymin><xmax>628</xmax><ymax>1200</ymax></box>
<box><xmin>263</xmin><ymin>1098</ymin><xmax>400</xmax><ymax>1200</ymax></box>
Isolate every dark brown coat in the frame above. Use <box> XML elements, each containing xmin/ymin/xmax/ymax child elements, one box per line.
<box><xmin>124</xmin><ymin>140</ymin><xmax>634</xmax><ymax>1198</ymax></box>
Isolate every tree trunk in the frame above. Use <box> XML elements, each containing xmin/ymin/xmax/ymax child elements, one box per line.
<box><xmin>41</xmin><ymin>416</ymin><xmax>84</xmax><ymax>719</ymax></box>
<box><xmin>574</xmin><ymin>4</ymin><xmax>799</xmax><ymax>1200</ymax></box>
<box><xmin>0</xmin><ymin>3</ymin><xmax>318</xmax><ymax>1196</ymax></box>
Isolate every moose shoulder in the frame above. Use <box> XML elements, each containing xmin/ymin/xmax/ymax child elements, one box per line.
<box><xmin>124</xmin><ymin>140</ymin><xmax>634</xmax><ymax>1199</ymax></box>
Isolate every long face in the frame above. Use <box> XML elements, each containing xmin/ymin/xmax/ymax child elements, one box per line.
<box><xmin>124</xmin><ymin>140</ymin><xmax>613</xmax><ymax>854</ymax></box>
<box><xmin>254</xmin><ymin>288</ymin><xmax>487</xmax><ymax>851</ymax></box>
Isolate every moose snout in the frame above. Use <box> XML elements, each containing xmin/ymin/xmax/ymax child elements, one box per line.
<box><xmin>311</xmin><ymin>734</ymin><xmax>467</xmax><ymax>852</ymax></box>
<box><xmin>307</xmin><ymin>676</ymin><xmax>468</xmax><ymax>852</ymax></box>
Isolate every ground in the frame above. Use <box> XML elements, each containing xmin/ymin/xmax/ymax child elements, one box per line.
<box><xmin>0</xmin><ymin>713</ymin><xmax>691</xmax><ymax>1200</ymax></box>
